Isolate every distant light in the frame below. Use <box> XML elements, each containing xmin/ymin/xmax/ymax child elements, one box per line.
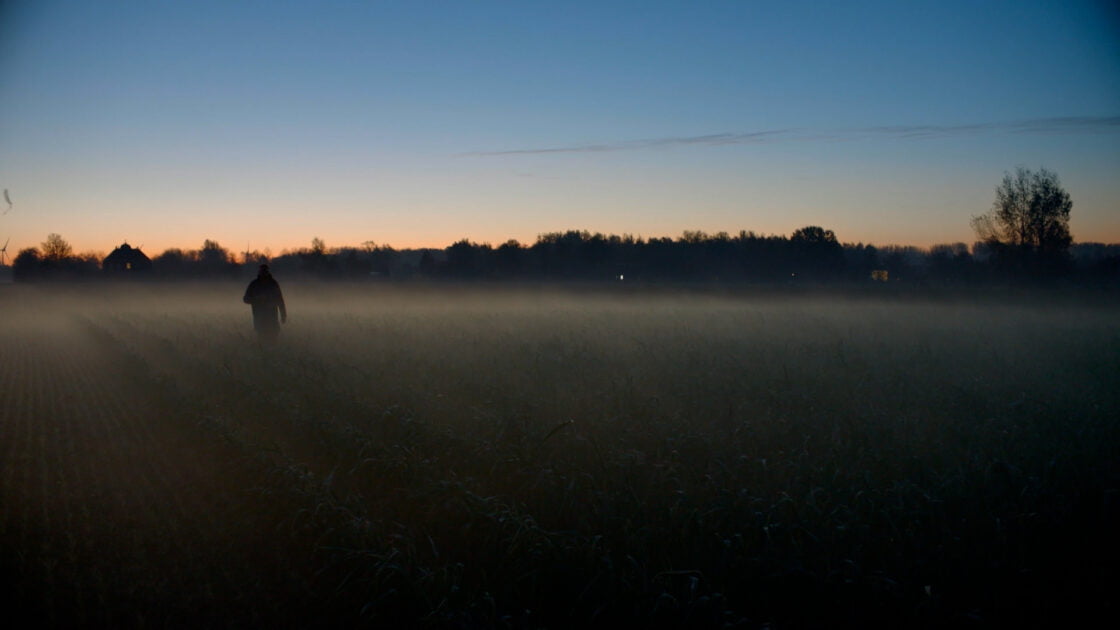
<box><xmin>618</xmin><ymin>274</ymin><xmax>624</xmax><ymax>281</ymax></box>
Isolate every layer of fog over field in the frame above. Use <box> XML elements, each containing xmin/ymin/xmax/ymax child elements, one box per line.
<box><xmin>2</xmin><ymin>282</ymin><xmax>1117</xmax><ymax>627</ymax></box>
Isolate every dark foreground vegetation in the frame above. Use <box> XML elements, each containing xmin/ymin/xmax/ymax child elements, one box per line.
<box><xmin>1</xmin><ymin>284</ymin><xmax>1117</xmax><ymax>628</ymax></box>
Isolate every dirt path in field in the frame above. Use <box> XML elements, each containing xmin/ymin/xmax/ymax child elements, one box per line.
<box><xmin>0</xmin><ymin>318</ymin><xmax>319</xmax><ymax>626</ymax></box>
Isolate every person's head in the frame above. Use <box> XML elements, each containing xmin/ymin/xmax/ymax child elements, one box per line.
<box><xmin>258</xmin><ymin>264</ymin><xmax>271</xmax><ymax>278</ymax></box>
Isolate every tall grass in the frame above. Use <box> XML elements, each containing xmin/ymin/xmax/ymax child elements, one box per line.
<box><xmin>4</xmin><ymin>283</ymin><xmax>1118</xmax><ymax>627</ymax></box>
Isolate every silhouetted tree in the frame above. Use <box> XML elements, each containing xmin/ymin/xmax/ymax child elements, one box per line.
<box><xmin>300</xmin><ymin>237</ymin><xmax>336</xmax><ymax>276</ymax></box>
<box><xmin>790</xmin><ymin>226</ymin><xmax>844</xmax><ymax>280</ymax></box>
<box><xmin>790</xmin><ymin>226</ymin><xmax>838</xmax><ymax>246</ymax></box>
<box><xmin>495</xmin><ymin>239</ymin><xmax>524</xmax><ymax>277</ymax></box>
<box><xmin>41</xmin><ymin>233</ymin><xmax>73</xmax><ymax>261</ymax></box>
<box><xmin>445</xmin><ymin>239</ymin><xmax>493</xmax><ymax>278</ymax></box>
<box><xmin>335</xmin><ymin>247</ymin><xmax>372</xmax><ymax>277</ymax></box>
<box><xmin>152</xmin><ymin>248</ymin><xmax>193</xmax><ymax>277</ymax></box>
<box><xmin>242</xmin><ymin>248</ymin><xmax>268</xmax><ymax>266</ymax></box>
<box><xmin>11</xmin><ymin>237</ymin><xmax>98</xmax><ymax>281</ymax></box>
<box><xmin>878</xmin><ymin>245</ymin><xmax>926</xmax><ymax>282</ymax></box>
<box><xmin>928</xmin><ymin>242</ymin><xmax>977</xmax><ymax>283</ymax></box>
<box><xmin>1069</xmin><ymin>242</ymin><xmax>1120</xmax><ymax>283</ymax></box>
<box><xmin>418</xmin><ymin>250</ymin><xmax>437</xmax><ymax>277</ymax></box>
<box><xmin>198</xmin><ymin>239</ymin><xmax>237</xmax><ymax>276</ymax></box>
<box><xmin>971</xmin><ymin>167</ymin><xmax>1072</xmax><ymax>277</ymax></box>
<box><xmin>843</xmin><ymin>243</ymin><xmax>881</xmax><ymax>281</ymax></box>
<box><xmin>12</xmin><ymin>247</ymin><xmax>40</xmax><ymax>282</ymax></box>
<box><xmin>366</xmin><ymin>243</ymin><xmax>399</xmax><ymax>277</ymax></box>
<box><xmin>73</xmin><ymin>252</ymin><xmax>103</xmax><ymax>276</ymax></box>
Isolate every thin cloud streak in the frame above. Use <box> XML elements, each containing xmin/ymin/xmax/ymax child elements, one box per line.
<box><xmin>463</xmin><ymin>116</ymin><xmax>1120</xmax><ymax>156</ymax></box>
<box><xmin>467</xmin><ymin>130</ymin><xmax>796</xmax><ymax>156</ymax></box>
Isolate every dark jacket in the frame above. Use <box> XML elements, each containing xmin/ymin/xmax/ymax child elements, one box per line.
<box><xmin>243</xmin><ymin>273</ymin><xmax>286</xmax><ymax>333</ymax></box>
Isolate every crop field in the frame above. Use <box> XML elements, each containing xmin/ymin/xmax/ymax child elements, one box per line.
<box><xmin>1</xmin><ymin>283</ymin><xmax>1117</xmax><ymax>628</ymax></box>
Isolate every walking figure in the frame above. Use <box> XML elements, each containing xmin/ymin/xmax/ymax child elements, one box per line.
<box><xmin>243</xmin><ymin>264</ymin><xmax>287</xmax><ymax>341</ymax></box>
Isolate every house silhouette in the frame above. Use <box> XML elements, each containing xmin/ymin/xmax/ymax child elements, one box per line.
<box><xmin>103</xmin><ymin>243</ymin><xmax>152</xmax><ymax>274</ymax></box>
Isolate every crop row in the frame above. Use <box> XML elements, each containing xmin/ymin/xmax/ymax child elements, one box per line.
<box><xmin>1</xmin><ymin>316</ymin><xmax>333</xmax><ymax>625</ymax></box>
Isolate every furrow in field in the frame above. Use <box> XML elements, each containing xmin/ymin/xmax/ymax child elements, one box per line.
<box><xmin>0</xmin><ymin>326</ymin><xmax>68</xmax><ymax>621</ymax></box>
<box><xmin>60</xmin><ymin>323</ymin><xmax>255</xmax><ymax>622</ymax></box>
<box><xmin>0</xmin><ymin>332</ymin><xmax>42</xmax><ymax>609</ymax></box>
<box><xmin>1</xmin><ymin>320</ymin><xmax>275</xmax><ymax>624</ymax></box>
<box><xmin>65</xmin><ymin>316</ymin><xmax>322</xmax><ymax>624</ymax></box>
<box><xmin>58</xmin><ymin>328</ymin><xmax>176</xmax><ymax>622</ymax></box>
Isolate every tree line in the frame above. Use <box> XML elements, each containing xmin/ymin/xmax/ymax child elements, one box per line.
<box><xmin>11</xmin><ymin>228</ymin><xmax>1118</xmax><ymax>285</ymax></box>
<box><xmin>9</xmin><ymin>168</ymin><xmax>1119</xmax><ymax>285</ymax></box>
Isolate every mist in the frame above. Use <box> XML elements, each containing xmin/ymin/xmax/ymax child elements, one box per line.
<box><xmin>2</xmin><ymin>282</ymin><xmax>1117</xmax><ymax>627</ymax></box>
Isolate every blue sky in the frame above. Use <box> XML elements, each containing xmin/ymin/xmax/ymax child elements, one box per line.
<box><xmin>1</xmin><ymin>0</ymin><xmax>1117</xmax><ymax>255</ymax></box>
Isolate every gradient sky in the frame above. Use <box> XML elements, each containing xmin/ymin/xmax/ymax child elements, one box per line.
<box><xmin>1</xmin><ymin>0</ymin><xmax>1118</xmax><ymax>257</ymax></box>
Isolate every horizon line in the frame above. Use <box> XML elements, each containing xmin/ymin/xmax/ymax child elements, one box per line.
<box><xmin>7</xmin><ymin>229</ymin><xmax>1120</xmax><ymax>262</ymax></box>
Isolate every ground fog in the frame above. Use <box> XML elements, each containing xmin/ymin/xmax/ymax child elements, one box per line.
<box><xmin>2</xmin><ymin>283</ymin><xmax>1117</xmax><ymax>628</ymax></box>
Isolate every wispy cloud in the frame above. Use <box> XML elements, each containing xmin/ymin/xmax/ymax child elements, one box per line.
<box><xmin>858</xmin><ymin>116</ymin><xmax>1120</xmax><ymax>139</ymax></box>
<box><xmin>466</xmin><ymin>130</ymin><xmax>796</xmax><ymax>156</ymax></box>
<box><xmin>462</xmin><ymin>115</ymin><xmax>1120</xmax><ymax>156</ymax></box>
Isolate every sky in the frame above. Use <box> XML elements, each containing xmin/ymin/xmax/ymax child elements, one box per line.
<box><xmin>1</xmin><ymin>0</ymin><xmax>1118</xmax><ymax>257</ymax></box>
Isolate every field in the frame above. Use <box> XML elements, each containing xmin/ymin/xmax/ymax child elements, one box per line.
<box><xmin>1</xmin><ymin>283</ymin><xmax>1117</xmax><ymax>628</ymax></box>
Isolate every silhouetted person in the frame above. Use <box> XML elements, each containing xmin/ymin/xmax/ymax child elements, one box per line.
<box><xmin>243</xmin><ymin>264</ymin><xmax>286</xmax><ymax>341</ymax></box>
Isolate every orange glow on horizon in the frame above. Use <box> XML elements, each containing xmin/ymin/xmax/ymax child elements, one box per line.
<box><xmin>9</xmin><ymin>222</ymin><xmax>1119</xmax><ymax>263</ymax></box>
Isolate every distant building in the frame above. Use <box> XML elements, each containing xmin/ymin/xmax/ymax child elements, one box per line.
<box><xmin>103</xmin><ymin>243</ymin><xmax>152</xmax><ymax>274</ymax></box>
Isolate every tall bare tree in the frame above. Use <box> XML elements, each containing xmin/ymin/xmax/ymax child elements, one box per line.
<box><xmin>971</xmin><ymin>167</ymin><xmax>1072</xmax><ymax>266</ymax></box>
<box><xmin>40</xmin><ymin>233</ymin><xmax>73</xmax><ymax>261</ymax></box>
